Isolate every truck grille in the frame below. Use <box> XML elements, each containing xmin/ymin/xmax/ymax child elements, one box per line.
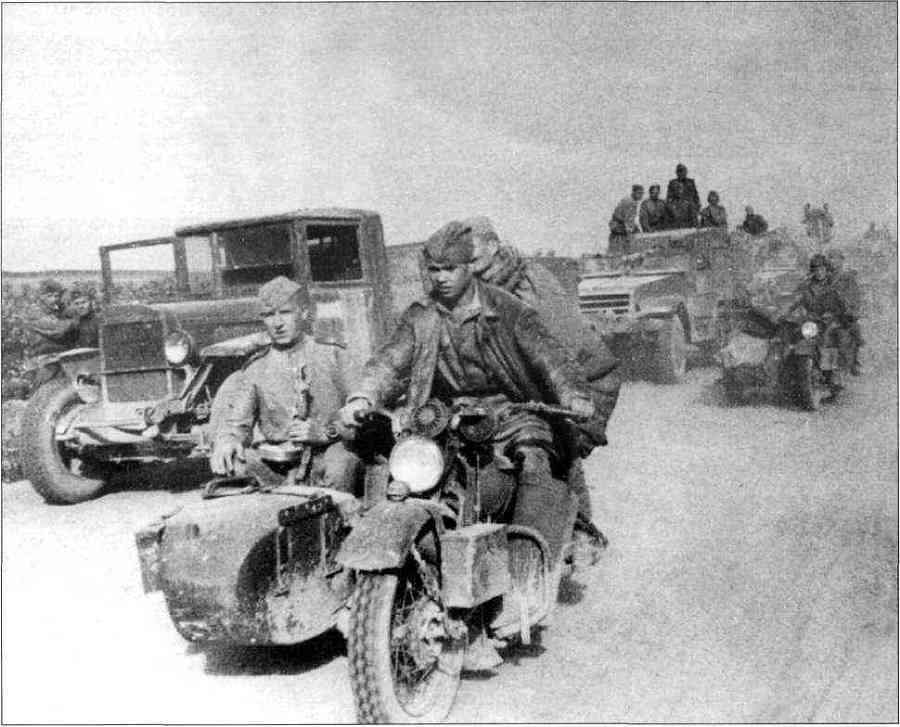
<box><xmin>101</xmin><ymin>318</ymin><xmax>172</xmax><ymax>402</ymax></box>
<box><xmin>579</xmin><ymin>293</ymin><xmax>631</xmax><ymax>315</ymax></box>
<box><xmin>102</xmin><ymin>320</ymin><xmax>167</xmax><ymax>370</ymax></box>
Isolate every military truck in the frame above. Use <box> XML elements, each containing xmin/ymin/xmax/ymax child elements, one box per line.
<box><xmin>578</xmin><ymin>227</ymin><xmax>807</xmax><ymax>383</ymax></box>
<box><xmin>19</xmin><ymin>208</ymin><xmax>590</xmax><ymax>504</ymax></box>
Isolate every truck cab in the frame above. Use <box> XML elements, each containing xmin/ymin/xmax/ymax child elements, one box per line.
<box><xmin>22</xmin><ymin>209</ymin><xmax>393</xmax><ymax>504</ymax></box>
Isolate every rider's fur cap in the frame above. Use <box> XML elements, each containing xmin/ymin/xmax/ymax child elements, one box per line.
<box><xmin>257</xmin><ymin>275</ymin><xmax>303</xmax><ymax>313</ymax></box>
<box><xmin>422</xmin><ymin>221</ymin><xmax>475</xmax><ymax>266</ymax></box>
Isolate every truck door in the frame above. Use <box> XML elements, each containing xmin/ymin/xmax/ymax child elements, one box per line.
<box><xmin>296</xmin><ymin>218</ymin><xmax>391</xmax><ymax>383</ymax></box>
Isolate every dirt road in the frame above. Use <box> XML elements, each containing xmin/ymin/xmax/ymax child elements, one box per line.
<box><xmin>2</xmin><ymin>360</ymin><xmax>896</xmax><ymax>723</ymax></box>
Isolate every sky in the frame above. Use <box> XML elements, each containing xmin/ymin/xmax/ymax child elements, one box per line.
<box><xmin>2</xmin><ymin>2</ymin><xmax>897</xmax><ymax>270</ymax></box>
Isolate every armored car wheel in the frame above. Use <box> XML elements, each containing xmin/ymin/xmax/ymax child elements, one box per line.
<box><xmin>20</xmin><ymin>378</ymin><xmax>108</xmax><ymax>504</ymax></box>
<box><xmin>652</xmin><ymin>316</ymin><xmax>688</xmax><ymax>384</ymax></box>
<box><xmin>348</xmin><ymin>535</ymin><xmax>465</xmax><ymax>723</ymax></box>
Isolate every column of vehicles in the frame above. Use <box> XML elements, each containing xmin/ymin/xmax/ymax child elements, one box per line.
<box><xmin>20</xmin><ymin>209</ymin><xmax>816</xmax><ymax>507</ymax></box>
<box><xmin>14</xmin><ymin>207</ymin><xmax>836</xmax><ymax>722</ymax></box>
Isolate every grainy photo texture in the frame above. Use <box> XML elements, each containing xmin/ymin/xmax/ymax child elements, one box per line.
<box><xmin>1</xmin><ymin>2</ymin><xmax>897</xmax><ymax>723</ymax></box>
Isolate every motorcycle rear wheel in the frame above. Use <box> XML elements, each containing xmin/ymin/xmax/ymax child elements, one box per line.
<box><xmin>348</xmin><ymin>540</ymin><xmax>464</xmax><ymax>723</ymax></box>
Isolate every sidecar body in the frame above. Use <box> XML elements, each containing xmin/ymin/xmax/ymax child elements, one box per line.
<box><xmin>136</xmin><ymin>481</ymin><xmax>359</xmax><ymax>645</ymax></box>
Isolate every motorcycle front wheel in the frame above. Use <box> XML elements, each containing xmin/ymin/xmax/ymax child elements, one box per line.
<box><xmin>348</xmin><ymin>538</ymin><xmax>464</xmax><ymax>723</ymax></box>
<box><xmin>794</xmin><ymin>357</ymin><xmax>824</xmax><ymax>411</ymax></box>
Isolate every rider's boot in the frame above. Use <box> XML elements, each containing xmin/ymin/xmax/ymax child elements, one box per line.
<box><xmin>462</xmin><ymin>630</ymin><xmax>504</xmax><ymax>672</ymax></box>
<box><xmin>511</xmin><ymin>448</ymin><xmax>573</xmax><ymax>564</ymax></box>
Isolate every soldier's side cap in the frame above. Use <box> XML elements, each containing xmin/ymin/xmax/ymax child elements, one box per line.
<box><xmin>422</xmin><ymin>221</ymin><xmax>475</xmax><ymax>266</ymax></box>
<box><xmin>38</xmin><ymin>278</ymin><xmax>65</xmax><ymax>294</ymax></box>
<box><xmin>257</xmin><ymin>275</ymin><xmax>303</xmax><ymax>312</ymax></box>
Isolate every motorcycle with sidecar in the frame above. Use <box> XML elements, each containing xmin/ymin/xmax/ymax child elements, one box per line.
<box><xmin>136</xmin><ymin>400</ymin><xmax>594</xmax><ymax>722</ymax></box>
<box><xmin>718</xmin><ymin>304</ymin><xmax>848</xmax><ymax>410</ymax></box>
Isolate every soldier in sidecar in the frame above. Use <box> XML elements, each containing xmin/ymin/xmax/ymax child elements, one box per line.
<box><xmin>209</xmin><ymin>275</ymin><xmax>362</xmax><ymax>491</ymax></box>
<box><xmin>137</xmin><ymin>275</ymin><xmax>371</xmax><ymax>645</ymax></box>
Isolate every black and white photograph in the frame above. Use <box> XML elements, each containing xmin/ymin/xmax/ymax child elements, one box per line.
<box><xmin>1</xmin><ymin>2</ymin><xmax>897</xmax><ymax>723</ymax></box>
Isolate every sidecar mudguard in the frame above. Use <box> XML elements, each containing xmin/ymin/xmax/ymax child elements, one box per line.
<box><xmin>337</xmin><ymin>499</ymin><xmax>449</xmax><ymax>571</ymax></box>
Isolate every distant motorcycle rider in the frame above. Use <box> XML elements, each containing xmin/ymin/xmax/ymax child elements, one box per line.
<box><xmin>339</xmin><ymin>221</ymin><xmax>599</xmax><ymax>566</ymax></box>
<box><xmin>789</xmin><ymin>254</ymin><xmax>846</xmax><ymax>318</ymax></box>
<box><xmin>825</xmin><ymin>248</ymin><xmax>864</xmax><ymax>375</ymax></box>
<box><xmin>787</xmin><ymin>254</ymin><xmax>852</xmax><ymax>374</ymax></box>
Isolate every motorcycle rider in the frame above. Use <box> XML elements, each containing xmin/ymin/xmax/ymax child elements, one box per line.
<box><xmin>825</xmin><ymin>248</ymin><xmax>864</xmax><ymax>375</ymax></box>
<box><xmin>463</xmin><ymin>216</ymin><xmax>620</xmax><ymax>529</ymax></box>
<box><xmin>339</xmin><ymin>221</ymin><xmax>599</xmax><ymax>564</ymax></box>
<box><xmin>210</xmin><ymin>276</ymin><xmax>362</xmax><ymax>491</ymax></box>
<box><xmin>787</xmin><ymin>254</ymin><xmax>852</xmax><ymax>384</ymax></box>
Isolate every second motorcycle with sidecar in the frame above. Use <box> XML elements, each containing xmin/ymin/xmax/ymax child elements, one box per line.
<box><xmin>718</xmin><ymin>303</ymin><xmax>849</xmax><ymax>410</ymax></box>
<box><xmin>136</xmin><ymin>400</ymin><xmax>597</xmax><ymax>723</ymax></box>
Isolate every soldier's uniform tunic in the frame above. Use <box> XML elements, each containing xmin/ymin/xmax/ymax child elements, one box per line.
<box><xmin>218</xmin><ymin>335</ymin><xmax>361</xmax><ymax>491</ymax></box>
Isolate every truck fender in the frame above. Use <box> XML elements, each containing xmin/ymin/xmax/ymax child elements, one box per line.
<box><xmin>199</xmin><ymin>331</ymin><xmax>270</xmax><ymax>359</ymax></box>
<box><xmin>337</xmin><ymin>499</ymin><xmax>448</xmax><ymax>571</ymax></box>
<box><xmin>51</xmin><ymin>348</ymin><xmax>101</xmax><ymax>385</ymax></box>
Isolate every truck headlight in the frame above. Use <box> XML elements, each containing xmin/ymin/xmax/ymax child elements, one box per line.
<box><xmin>800</xmin><ymin>321</ymin><xmax>819</xmax><ymax>339</ymax></box>
<box><xmin>164</xmin><ymin>331</ymin><xmax>193</xmax><ymax>365</ymax></box>
<box><xmin>388</xmin><ymin>437</ymin><xmax>444</xmax><ymax>494</ymax></box>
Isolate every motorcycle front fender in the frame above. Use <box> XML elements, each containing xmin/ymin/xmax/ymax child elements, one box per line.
<box><xmin>337</xmin><ymin>499</ymin><xmax>448</xmax><ymax>571</ymax></box>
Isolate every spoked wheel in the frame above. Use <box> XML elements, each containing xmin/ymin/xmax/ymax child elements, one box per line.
<box><xmin>348</xmin><ymin>537</ymin><xmax>465</xmax><ymax>723</ymax></box>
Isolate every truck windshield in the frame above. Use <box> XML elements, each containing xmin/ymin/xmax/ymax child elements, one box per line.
<box><xmin>216</xmin><ymin>224</ymin><xmax>294</xmax><ymax>295</ymax></box>
<box><xmin>105</xmin><ymin>238</ymin><xmax>214</xmax><ymax>304</ymax></box>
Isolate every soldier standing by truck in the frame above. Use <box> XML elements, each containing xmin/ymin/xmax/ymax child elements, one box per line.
<box><xmin>210</xmin><ymin>276</ymin><xmax>362</xmax><ymax>491</ymax></box>
<box><xmin>17</xmin><ymin>278</ymin><xmax>79</xmax><ymax>393</ymax></box>
<box><xmin>66</xmin><ymin>283</ymin><xmax>100</xmax><ymax>348</ymax></box>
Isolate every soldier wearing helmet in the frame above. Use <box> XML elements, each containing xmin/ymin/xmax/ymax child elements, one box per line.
<box><xmin>210</xmin><ymin>276</ymin><xmax>362</xmax><ymax>491</ymax></box>
<box><xmin>788</xmin><ymin>253</ymin><xmax>846</xmax><ymax>320</ymax></box>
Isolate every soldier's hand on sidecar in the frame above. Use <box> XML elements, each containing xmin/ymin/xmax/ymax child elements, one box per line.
<box><xmin>210</xmin><ymin>436</ymin><xmax>246</xmax><ymax>475</ymax></box>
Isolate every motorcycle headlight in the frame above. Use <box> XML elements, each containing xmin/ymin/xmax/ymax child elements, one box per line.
<box><xmin>164</xmin><ymin>331</ymin><xmax>192</xmax><ymax>365</ymax></box>
<box><xmin>388</xmin><ymin>437</ymin><xmax>444</xmax><ymax>494</ymax></box>
<box><xmin>800</xmin><ymin>321</ymin><xmax>819</xmax><ymax>339</ymax></box>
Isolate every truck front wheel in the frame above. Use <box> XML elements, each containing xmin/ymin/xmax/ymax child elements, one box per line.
<box><xmin>20</xmin><ymin>378</ymin><xmax>108</xmax><ymax>504</ymax></box>
<box><xmin>652</xmin><ymin>316</ymin><xmax>688</xmax><ymax>384</ymax></box>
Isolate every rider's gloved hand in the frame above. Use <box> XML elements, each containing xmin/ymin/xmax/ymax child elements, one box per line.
<box><xmin>210</xmin><ymin>435</ymin><xmax>246</xmax><ymax>476</ymax></box>
<box><xmin>338</xmin><ymin>398</ymin><xmax>372</xmax><ymax>428</ymax></box>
